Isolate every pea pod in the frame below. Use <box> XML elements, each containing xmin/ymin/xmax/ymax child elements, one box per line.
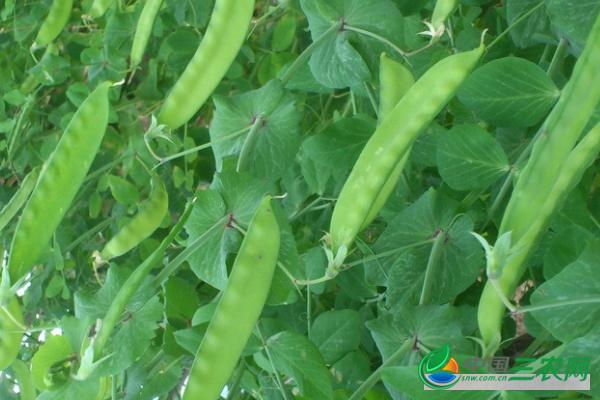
<box><xmin>7</xmin><ymin>82</ymin><xmax>111</xmax><ymax>284</ymax></box>
<box><xmin>130</xmin><ymin>0</ymin><xmax>163</xmax><ymax>69</ymax></box>
<box><xmin>157</xmin><ymin>0</ymin><xmax>255</xmax><ymax>129</ymax></box>
<box><xmin>11</xmin><ymin>359</ymin><xmax>36</xmax><ymax>400</ymax></box>
<box><xmin>182</xmin><ymin>196</ymin><xmax>280</xmax><ymax>400</ymax></box>
<box><xmin>359</xmin><ymin>53</ymin><xmax>415</xmax><ymax>231</ymax></box>
<box><xmin>478</xmin><ymin>11</ymin><xmax>600</xmax><ymax>347</ymax></box>
<box><xmin>0</xmin><ymin>168</ymin><xmax>39</xmax><ymax>234</ymax></box>
<box><xmin>0</xmin><ymin>297</ymin><xmax>24</xmax><ymax>372</ymax></box>
<box><xmin>98</xmin><ymin>176</ymin><xmax>169</xmax><ymax>262</ymax></box>
<box><xmin>89</xmin><ymin>0</ymin><xmax>115</xmax><ymax>18</ymax></box>
<box><xmin>35</xmin><ymin>0</ymin><xmax>73</xmax><ymax>46</ymax></box>
<box><xmin>431</xmin><ymin>0</ymin><xmax>459</xmax><ymax>31</ymax></box>
<box><xmin>329</xmin><ymin>44</ymin><xmax>484</xmax><ymax>259</ymax></box>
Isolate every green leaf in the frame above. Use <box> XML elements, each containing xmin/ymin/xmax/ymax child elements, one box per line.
<box><xmin>258</xmin><ymin>53</ymin><xmax>297</xmax><ymax>86</ymax></box>
<box><xmin>506</xmin><ymin>0</ymin><xmax>552</xmax><ymax>49</ymax></box>
<box><xmin>546</xmin><ymin>0</ymin><xmax>600</xmax><ymax>46</ymax></box>
<box><xmin>310</xmin><ymin>310</ymin><xmax>362</xmax><ymax>364</ymax></box>
<box><xmin>164</xmin><ymin>276</ymin><xmax>199</xmax><ymax>321</ymax></box>
<box><xmin>559</xmin><ymin>323</ymin><xmax>600</xmax><ymax>397</ymax></box>
<box><xmin>28</xmin><ymin>54</ymin><xmax>71</xmax><ymax>86</ymax></box>
<box><xmin>266</xmin><ymin>331</ymin><xmax>333</xmax><ymax>400</ymax></box>
<box><xmin>103</xmin><ymin>10</ymin><xmax>137</xmax><ymax>48</ymax></box>
<box><xmin>530</xmin><ymin>244</ymin><xmax>600</xmax><ymax>342</ymax></box>
<box><xmin>45</xmin><ymin>275</ymin><xmax>65</xmax><ymax>298</ymax></box>
<box><xmin>210</xmin><ymin>79</ymin><xmax>302</xmax><ymax>181</ymax></box>
<box><xmin>410</xmin><ymin>122</ymin><xmax>445</xmax><ymax>167</ymax></box>
<box><xmin>302</xmin><ymin>114</ymin><xmax>375</xmax><ymax>170</ymax></box>
<box><xmin>31</xmin><ymin>335</ymin><xmax>74</xmax><ymax>391</ymax></box>
<box><xmin>35</xmin><ymin>379</ymin><xmax>102</xmax><ymax>400</ymax></box>
<box><xmin>95</xmin><ymin>295</ymin><xmax>163</xmax><ymax>376</ymax></box>
<box><xmin>330</xmin><ymin>350</ymin><xmax>371</xmax><ymax>391</ymax></box>
<box><xmin>74</xmin><ymin>265</ymin><xmax>160</xmax><ymax>376</ymax></box>
<box><xmin>381</xmin><ymin>365</ymin><xmax>496</xmax><ymax>400</ymax></box>
<box><xmin>394</xmin><ymin>0</ymin><xmax>429</xmax><ymax>16</ymax></box>
<box><xmin>272</xmin><ymin>16</ymin><xmax>297</xmax><ymax>52</ymax></box>
<box><xmin>543</xmin><ymin>224</ymin><xmax>596</xmax><ymax>279</ymax></box>
<box><xmin>81</xmin><ymin>46</ymin><xmax>127</xmax><ymax>87</ymax></box>
<box><xmin>266</xmin><ymin>203</ymin><xmax>301</xmax><ymax>305</ymax></box>
<box><xmin>437</xmin><ymin>124</ymin><xmax>510</xmax><ymax>191</ymax></box>
<box><xmin>373</xmin><ymin>189</ymin><xmax>484</xmax><ymax>305</ymax></box>
<box><xmin>301</xmin><ymin>0</ymin><xmax>405</xmax><ymax>88</ymax></box>
<box><xmin>499</xmin><ymin>391</ymin><xmax>537</xmax><ymax>400</ymax></box>
<box><xmin>458</xmin><ymin>57</ymin><xmax>560</xmax><ymax>127</ymax></box>
<box><xmin>122</xmin><ymin>348</ymin><xmax>183</xmax><ymax>400</ymax></box>
<box><xmin>3</xmin><ymin>89</ymin><xmax>26</xmax><ymax>106</ymax></box>
<box><xmin>107</xmin><ymin>175</ymin><xmax>140</xmax><ymax>205</ymax></box>
<box><xmin>183</xmin><ymin>188</ymin><xmax>230</xmax><ymax>290</ymax></box>
<box><xmin>366</xmin><ymin>304</ymin><xmax>472</xmax><ymax>364</ymax></box>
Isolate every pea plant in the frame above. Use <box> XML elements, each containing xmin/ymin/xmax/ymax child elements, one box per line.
<box><xmin>1</xmin><ymin>0</ymin><xmax>600</xmax><ymax>399</ymax></box>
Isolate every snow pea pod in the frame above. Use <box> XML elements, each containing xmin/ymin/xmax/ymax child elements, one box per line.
<box><xmin>0</xmin><ymin>297</ymin><xmax>24</xmax><ymax>372</ymax></box>
<box><xmin>182</xmin><ymin>196</ymin><xmax>280</xmax><ymax>400</ymax></box>
<box><xmin>35</xmin><ymin>0</ymin><xmax>73</xmax><ymax>46</ymax></box>
<box><xmin>98</xmin><ymin>176</ymin><xmax>169</xmax><ymax>262</ymax></box>
<box><xmin>7</xmin><ymin>82</ymin><xmax>111</xmax><ymax>284</ymax></box>
<box><xmin>431</xmin><ymin>0</ymin><xmax>459</xmax><ymax>31</ymax></box>
<box><xmin>11</xmin><ymin>359</ymin><xmax>36</xmax><ymax>400</ymax></box>
<box><xmin>89</xmin><ymin>0</ymin><xmax>115</xmax><ymax>18</ymax></box>
<box><xmin>157</xmin><ymin>0</ymin><xmax>255</xmax><ymax>129</ymax></box>
<box><xmin>130</xmin><ymin>0</ymin><xmax>163</xmax><ymax>69</ymax></box>
<box><xmin>359</xmin><ymin>53</ymin><xmax>415</xmax><ymax>231</ymax></box>
<box><xmin>329</xmin><ymin>44</ymin><xmax>484</xmax><ymax>260</ymax></box>
<box><xmin>0</xmin><ymin>168</ymin><xmax>39</xmax><ymax>234</ymax></box>
<box><xmin>478</xmin><ymin>11</ymin><xmax>600</xmax><ymax>347</ymax></box>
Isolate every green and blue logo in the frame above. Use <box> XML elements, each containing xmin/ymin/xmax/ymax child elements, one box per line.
<box><xmin>418</xmin><ymin>344</ymin><xmax>460</xmax><ymax>389</ymax></box>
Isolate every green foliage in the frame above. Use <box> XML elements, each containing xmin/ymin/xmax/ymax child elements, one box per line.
<box><xmin>2</xmin><ymin>0</ymin><xmax>600</xmax><ymax>399</ymax></box>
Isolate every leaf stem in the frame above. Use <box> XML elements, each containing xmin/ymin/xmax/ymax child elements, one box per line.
<box><xmin>546</xmin><ymin>37</ymin><xmax>569</xmax><ymax>80</ymax></box>
<box><xmin>237</xmin><ymin>116</ymin><xmax>264</xmax><ymax>173</ymax></box>
<box><xmin>343</xmin><ymin>25</ymin><xmax>406</xmax><ymax>58</ymax></box>
<box><xmin>280</xmin><ymin>21</ymin><xmax>343</xmax><ymax>86</ymax></box>
<box><xmin>258</xmin><ymin>327</ymin><xmax>293</xmax><ymax>400</ymax></box>
<box><xmin>419</xmin><ymin>231</ymin><xmax>447</xmax><ymax>305</ymax></box>
<box><xmin>490</xmin><ymin>278</ymin><xmax>517</xmax><ymax>312</ymax></box>
<box><xmin>512</xmin><ymin>297</ymin><xmax>600</xmax><ymax>315</ymax></box>
<box><xmin>348</xmin><ymin>338</ymin><xmax>414</xmax><ymax>400</ymax></box>
<box><xmin>486</xmin><ymin>3</ymin><xmax>544</xmax><ymax>51</ymax></box>
<box><xmin>153</xmin><ymin>125</ymin><xmax>251</xmax><ymax>169</ymax></box>
<box><xmin>225</xmin><ymin>358</ymin><xmax>247</xmax><ymax>400</ymax></box>
<box><xmin>152</xmin><ymin>217</ymin><xmax>227</xmax><ymax>287</ymax></box>
<box><xmin>64</xmin><ymin>218</ymin><xmax>113</xmax><ymax>255</ymax></box>
<box><xmin>519</xmin><ymin>329</ymin><xmax>550</xmax><ymax>359</ymax></box>
<box><xmin>345</xmin><ymin>238</ymin><xmax>436</xmax><ymax>268</ymax></box>
<box><xmin>364</xmin><ymin>83</ymin><xmax>380</xmax><ymax>119</ymax></box>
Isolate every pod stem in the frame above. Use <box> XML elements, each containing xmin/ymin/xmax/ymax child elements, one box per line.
<box><xmin>236</xmin><ymin>116</ymin><xmax>264</xmax><ymax>173</ymax></box>
<box><xmin>349</xmin><ymin>337</ymin><xmax>414</xmax><ymax>400</ymax></box>
<box><xmin>280</xmin><ymin>21</ymin><xmax>343</xmax><ymax>87</ymax></box>
<box><xmin>490</xmin><ymin>277</ymin><xmax>517</xmax><ymax>312</ymax></box>
<box><xmin>93</xmin><ymin>200</ymin><xmax>197</xmax><ymax>359</ymax></box>
<box><xmin>152</xmin><ymin>125</ymin><xmax>251</xmax><ymax>169</ymax></box>
<box><xmin>152</xmin><ymin>216</ymin><xmax>228</xmax><ymax>286</ymax></box>
<box><xmin>419</xmin><ymin>230</ymin><xmax>447</xmax><ymax>305</ymax></box>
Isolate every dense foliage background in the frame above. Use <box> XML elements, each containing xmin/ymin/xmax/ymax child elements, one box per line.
<box><xmin>1</xmin><ymin>0</ymin><xmax>600</xmax><ymax>399</ymax></box>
